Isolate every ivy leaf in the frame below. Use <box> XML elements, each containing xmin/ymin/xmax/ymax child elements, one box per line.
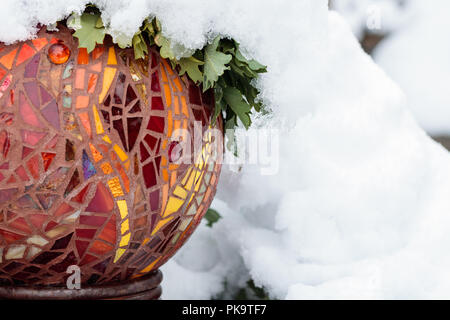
<box><xmin>154</xmin><ymin>33</ymin><xmax>176</xmax><ymax>60</ymax></box>
<box><xmin>178</xmin><ymin>56</ymin><xmax>204</xmax><ymax>84</ymax></box>
<box><xmin>132</xmin><ymin>33</ymin><xmax>149</xmax><ymax>60</ymax></box>
<box><xmin>223</xmin><ymin>87</ymin><xmax>252</xmax><ymax>129</ymax></box>
<box><xmin>73</xmin><ymin>13</ymin><xmax>106</xmax><ymax>53</ymax></box>
<box><xmin>204</xmin><ymin>209</ymin><xmax>222</xmax><ymax>227</ymax></box>
<box><xmin>203</xmin><ymin>36</ymin><xmax>232</xmax><ymax>92</ymax></box>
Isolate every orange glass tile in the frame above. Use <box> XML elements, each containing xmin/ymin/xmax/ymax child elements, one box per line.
<box><xmin>16</xmin><ymin>44</ymin><xmax>36</xmax><ymax>66</ymax></box>
<box><xmin>167</xmin><ymin>110</ymin><xmax>173</xmax><ymax>136</ymax></box>
<box><xmin>89</xmin><ymin>143</ymin><xmax>103</xmax><ymax>162</ymax></box>
<box><xmin>92</xmin><ymin>46</ymin><xmax>104</xmax><ymax>60</ymax></box>
<box><xmin>100</xmin><ymin>162</ymin><xmax>113</xmax><ymax>174</ymax></box>
<box><xmin>89</xmin><ymin>240</ymin><xmax>113</xmax><ymax>255</ymax></box>
<box><xmin>162</xmin><ymin>168</ymin><xmax>169</xmax><ymax>182</ymax></box>
<box><xmin>32</xmin><ymin>38</ymin><xmax>48</xmax><ymax>51</ymax></box>
<box><xmin>26</xmin><ymin>155</ymin><xmax>40</xmax><ymax>179</ymax></box>
<box><xmin>170</xmin><ymin>171</ymin><xmax>177</xmax><ymax>187</ymax></box>
<box><xmin>0</xmin><ymin>68</ymin><xmax>6</xmax><ymax>82</ymax></box>
<box><xmin>87</xmin><ymin>73</ymin><xmax>98</xmax><ymax>93</ymax></box>
<box><xmin>78</xmin><ymin>112</ymin><xmax>92</xmax><ymax>138</ymax></box>
<box><xmin>161</xmin><ymin>156</ymin><xmax>168</xmax><ymax>166</ymax></box>
<box><xmin>107</xmin><ymin>47</ymin><xmax>117</xmax><ymax>65</ymax></box>
<box><xmin>173</xmin><ymin>77</ymin><xmax>183</xmax><ymax>92</ymax></box>
<box><xmin>50</xmin><ymin>38</ymin><xmax>59</xmax><ymax>44</ymax></box>
<box><xmin>163</xmin><ymin>84</ymin><xmax>172</xmax><ymax>107</ymax></box>
<box><xmin>181</xmin><ymin>96</ymin><xmax>189</xmax><ymax>117</ymax></box>
<box><xmin>75</xmin><ymin>95</ymin><xmax>89</xmax><ymax>109</ymax></box>
<box><xmin>0</xmin><ymin>48</ymin><xmax>18</xmax><ymax>69</ymax></box>
<box><xmin>99</xmin><ymin>67</ymin><xmax>117</xmax><ymax>103</ymax></box>
<box><xmin>77</xmin><ymin>48</ymin><xmax>89</xmax><ymax>65</ymax></box>
<box><xmin>115</xmin><ymin>162</ymin><xmax>130</xmax><ymax>193</ymax></box>
<box><xmin>90</xmin><ymin>61</ymin><xmax>102</xmax><ymax>73</ymax></box>
<box><xmin>174</xmin><ymin>120</ymin><xmax>181</xmax><ymax>131</ymax></box>
<box><xmin>162</xmin><ymin>59</ymin><xmax>174</xmax><ymax>76</ymax></box>
<box><xmin>160</xmin><ymin>65</ymin><xmax>168</xmax><ymax>82</ymax></box>
<box><xmin>75</xmin><ymin>69</ymin><xmax>85</xmax><ymax>89</ymax></box>
<box><xmin>174</xmin><ymin>96</ymin><xmax>180</xmax><ymax>115</ymax></box>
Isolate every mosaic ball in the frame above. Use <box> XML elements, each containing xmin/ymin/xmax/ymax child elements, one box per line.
<box><xmin>0</xmin><ymin>27</ymin><xmax>222</xmax><ymax>286</ymax></box>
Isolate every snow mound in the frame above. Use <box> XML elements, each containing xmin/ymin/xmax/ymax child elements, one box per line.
<box><xmin>2</xmin><ymin>0</ymin><xmax>450</xmax><ymax>299</ymax></box>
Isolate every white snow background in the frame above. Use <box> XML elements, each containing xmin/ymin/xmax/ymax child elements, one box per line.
<box><xmin>2</xmin><ymin>0</ymin><xmax>450</xmax><ymax>299</ymax></box>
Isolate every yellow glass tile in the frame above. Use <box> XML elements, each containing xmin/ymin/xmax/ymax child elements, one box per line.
<box><xmin>181</xmin><ymin>167</ymin><xmax>193</xmax><ymax>185</ymax></box>
<box><xmin>151</xmin><ymin>217</ymin><xmax>174</xmax><ymax>236</ymax></box>
<box><xmin>121</xmin><ymin>219</ymin><xmax>129</xmax><ymax>235</ymax></box>
<box><xmin>163</xmin><ymin>84</ymin><xmax>172</xmax><ymax>107</ymax></box>
<box><xmin>181</xmin><ymin>96</ymin><xmax>189</xmax><ymax>117</ymax></box>
<box><xmin>142</xmin><ymin>238</ymin><xmax>150</xmax><ymax>245</ymax></box>
<box><xmin>173</xmin><ymin>186</ymin><xmax>188</xmax><ymax>199</ymax></box>
<box><xmin>113</xmin><ymin>144</ymin><xmax>128</xmax><ymax>162</ymax></box>
<box><xmin>162</xmin><ymin>196</ymin><xmax>184</xmax><ymax>217</ymax></box>
<box><xmin>99</xmin><ymin>67</ymin><xmax>117</xmax><ymax>103</ymax></box>
<box><xmin>101</xmin><ymin>162</ymin><xmax>113</xmax><ymax>174</ymax></box>
<box><xmin>107</xmin><ymin>46</ymin><xmax>117</xmax><ymax>65</ymax></box>
<box><xmin>184</xmin><ymin>169</ymin><xmax>196</xmax><ymax>191</ymax></box>
<box><xmin>113</xmin><ymin>248</ymin><xmax>126</xmax><ymax>263</ymax></box>
<box><xmin>136</xmin><ymin>84</ymin><xmax>148</xmax><ymax>105</ymax></box>
<box><xmin>117</xmin><ymin>200</ymin><xmax>128</xmax><ymax>219</ymax></box>
<box><xmin>108</xmin><ymin>177</ymin><xmax>124</xmax><ymax>197</ymax></box>
<box><xmin>92</xmin><ymin>105</ymin><xmax>104</xmax><ymax>134</ymax></box>
<box><xmin>195</xmin><ymin>171</ymin><xmax>205</xmax><ymax>192</ymax></box>
<box><xmin>139</xmin><ymin>257</ymin><xmax>161</xmax><ymax>274</ymax></box>
<box><xmin>119</xmin><ymin>233</ymin><xmax>130</xmax><ymax>247</ymax></box>
<box><xmin>102</xmin><ymin>135</ymin><xmax>112</xmax><ymax>144</ymax></box>
<box><xmin>89</xmin><ymin>143</ymin><xmax>103</xmax><ymax>162</ymax></box>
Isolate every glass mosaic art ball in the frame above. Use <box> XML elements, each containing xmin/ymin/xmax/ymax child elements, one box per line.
<box><xmin>0</xmin><ymin>27</ymin><xmax>222</xmax><ymax>286</ymax></box>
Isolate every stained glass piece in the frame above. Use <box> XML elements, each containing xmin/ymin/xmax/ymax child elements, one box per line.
<box><xmin>41</xmin><ymin>100</ymin><xmax>60</xmax><ymax>129</ymax></box>
<box><xmin>23</xmin><ymin>82</ymin><xmax>40</xmax><ymax>108</ymax></box>
<box><xmin>151</xmin><ymin>96</ymin><xmax>164</xmax><ymax>110</ymax></box>
<box><xmin>103</xmin><ymin>95</ymin><xmax>111</xmax><ymax>107</ymax></box>
<box><xmin>64</xmin><ymin>169</ymin><xmax>80</xmax><ymax>196</ymax></box>
<box><xmin>151</xmin><ymin>72</ymin><xmax>161</xmax><ymax>92</ymax></box>
<box><xmin>24</xmin><ymin>54</ymin><xmax>40</xmax><ymax>78</ymax></box>
<box><xmin>112</xmin><ymin>107</ymin><xmax>122</xmax><ymax>116</ymax></box>
<box><xmin>0</xmin><ymin>48</ymin><xmax>18</xmax><ymax>69</ymax></box>
<box><xmin>78</xmin><ymin>112</ymin><xmax>92</xmax><ymax>138</ymax></box>
<box><xmin>21</xmin><ymin>130</ymin><xmax>46</xmax><ymax>146</ymax></box>
<box><xmin>76</xmin><ymin>229</ymin><xmax>96</xmax><ymax>239</ymax></box>
<box><xmin>62</xmin><ymin>60</ymin><xmax>75</xmax><ymax>80</ymax></box>
<box><xmin>140</xmin><ymin>142</ymin><xmax>150</xmax><ymax>162</ymax></box>
<box><xmin>136</xmin><ymin>84</ymin><xmax>148</xmax><ymax>106</ymax></box>
<box><xmin>163</xmin><ymin>84</ymin><xmax>172</xmax><ymax>107</ymax></box>
<box><xmin>51</xmin><ymin>233</ymin><xmax>73</xmax><ymax>250</ymax></box>
<box><xmin>114</xmin><ymin>72</ymin><xmax>126</xmax><ymax>104</ymax></box>
<box><xmin>75</xmin><ymin>68</ymin><xmax>85</xmax><ymax>89</ymax></box>
<box><xmin>22</xmin><ymin>147</ymin><xmax>34</xmax><ymax>159</ymax></box>
<box><xmin>149</xmin><ymin>189</ymin><xmax>159</xmax><ymax>211</ymax></box>
<box><xmin>40</xmin><ymin>86</ymin><xmax>53</xmax><ymax>105</ymax></box>
<box><xmin>189</xmin><ymin>84</ymin><xmax>202</xmax><ymax>105</ymax></box>
<box><xmin>93</xmin><ymin>258</ymin><xmax>111</xmax><ymax>274</ymax></box>
<box><xmin>126</xmin><ymin>85</ymin><xmax>137</xmax><ymax>106</ymax></box>
<box><xmin>143</xmin><ymin>162</ymin><xmax>157</xmax><ymax>189</ymax></box>
<box><xmin>127</xmin><ymin>117</ymin><xmax>142</xmax><ymax>151</ymax></box>
<box><xmin>107</xmin><ymin>47</ymin><xmax>117</xmax><ymax>65</ymax></box>
<box><xmin>87</xmin><ymin>73</ymin><xmax>98</xmax><ymax>93</ymax></box>
<box><xmin>92</xmin><ymin>46</ymin><xmax>104</xmax><ymax>60</ymax></box>
<box><xmin>54</xmin><ymin>203</ymin><xmax>74</xmax><ymax>218</ymax></box>
<box><xmin>0</xmin><ymin>68</ymin><xmax>5</xmax><ymax>82</ymax></box>
<box><xmin>65</xmin><ymin>139</ymin><xmax>75</xmax><ymax>161</ymax></box>
<box><xmin>76</xmin><ymin>240</ymin><xmax>89</xmax><ymax>257</ymax></box>
<box><xmin>16</xmin><ymin>44</ymin><xmax>36</xmax><ymax>66</ymax></box>
<box><xmin>143</xmin><ymin>134</ymin><xmax>157</xmax><ymax>152</ymax></box>
<box><xmin>108</xmin><ymin>177</ymin><xmax>124</xmax><ymax>198</ymax></box>
<box><xmin>98</xmin><ymin>216</ymin><xmax>116</xmax><ymax>244</ymax></box>
<box><xmin>41</xmin><ymin>152</ymin><xmax>56</xmax><ymax>171</ymax></box>
<box><xmin>101</xmin><ymin>110</ymin><xmax>110</xmax><ymax>125</ymax></box>
<box><xmin>71</xmin><ymin>184</ymin><xmax>90</xmax><ymax>203</ymax></box>
<box><xmin>32</xmin><ymin>38</ymin><xmax>48</xmax><ymax>51</ymax></box>
<box><xmin>82</xmin><ymin>150</ymin><xmax>96</xmax><ymax>179</ymax></box>
<box><xmin>168</xmin><ymin>141</ymin><xmax>182</xmax><ymax>163</ymax></box>
<box><xmin>129</xmin><ymin>101</ymin><xmax>141</xmax><ymax>114</ymax></box>
<box><xmin>99</xmin><ymin>67</ymin><xmax>117</xmax><ymax>103</ymax></box>
<box><xmin>19</xmin><ymin>92</ymin><xmax>42</xmax><ymax>128</ymax></box>
<box><xmin>113</xmin><ymin>144</ymin><xmax>128</xmax><ymax>162</ymax></box>
<box><xmin>48</xmin><ymin>43</ymin><xmax>71</xmax><ymax>64</ymax></box>
<box><xmin>85</xmin><ymin>182</ymin><xmax>114</xmax><ymax>213</ymax></box>
<box><xmin>0</xmin><ymin>130</ymin><xmax>11</xmax><ymax>158</ymax></box>
<box><xmin>147</xmin><ymin>116</ymin><xmax>165</xmax><ymax>134</ymax></box>
<box><xmin>113</xmin><ymin>119</ymin><xmax>128</xmax><ymax>151</ymax></box>
<box><xmin>75</xmin><ymin>95</ymin><xmax>89</xmax><ymax>109</ymax></box>
<box><xmin>77</xmin><ymin>48</ymin><xmax>89</xmax><ymax>65</ymax></box>
<box><xmin>31</xmin><ymin>251</ymin><xmax>63</xmax><ymax>265</ymax></box>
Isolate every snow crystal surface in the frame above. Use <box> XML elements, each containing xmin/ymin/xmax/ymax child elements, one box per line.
<box><xmin>3</xmin><ymin>0</ymin><xmax>450</xmax><ymax>299</ymax></box>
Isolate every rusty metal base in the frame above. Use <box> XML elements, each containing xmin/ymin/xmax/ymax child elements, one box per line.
<box><xmin>0</xmin><ymin>270</ymin><xmax>162</xmax><ymax>300</ymax></box>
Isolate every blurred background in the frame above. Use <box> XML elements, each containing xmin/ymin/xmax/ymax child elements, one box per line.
<box><xmin>330</xmin><ymin>0</ymin><xmax>450</xmax><ymax>148</ymax></box>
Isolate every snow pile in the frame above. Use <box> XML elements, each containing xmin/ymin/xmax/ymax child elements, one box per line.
<box><xmin>2</xmin><ymin>0</ymin><xmax>450</xmax><ymax>299</ymax></box>
<box><xmin>334</xmin><ymin>0</ymin><xmax>450</xmax><ymax>135</ymax></box>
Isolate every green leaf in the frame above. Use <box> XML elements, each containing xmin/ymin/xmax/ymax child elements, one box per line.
<box><xmin>95</xmin><ymin>16</ymin><xmax>104</xmax><ymax>28</ymax></box>
<box><xmin>203</xmin><ymin>36</ymin><xmax>232</xmax><ymax>92</ymax></box>
<box><xmin>223</xmin><ymin>87</ymin><xmax>252</xmax><ymax>129</ymax></box>
<box><xmin>204</xmin><ymin>209</ymin><xmax>222</xmax><ymax>227</ymax></box>
<box><xmin>132</xmin><ymin>33</ymin><xmax>149</xmax><ymax>60</ymax></box>
<box><xmin>178</xmin><ymin>56</ymin><xmax>204</xmax><ymax>84</ymax></box>
<box><xmin>154</xmin><ymin>33</ymin><xmax>176</xmax><ymax>60</ymax></box>
<box><xmin>73</xmin><ymin>13</ymin><xmax>106</xmax><ymax>53</ymax></box>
